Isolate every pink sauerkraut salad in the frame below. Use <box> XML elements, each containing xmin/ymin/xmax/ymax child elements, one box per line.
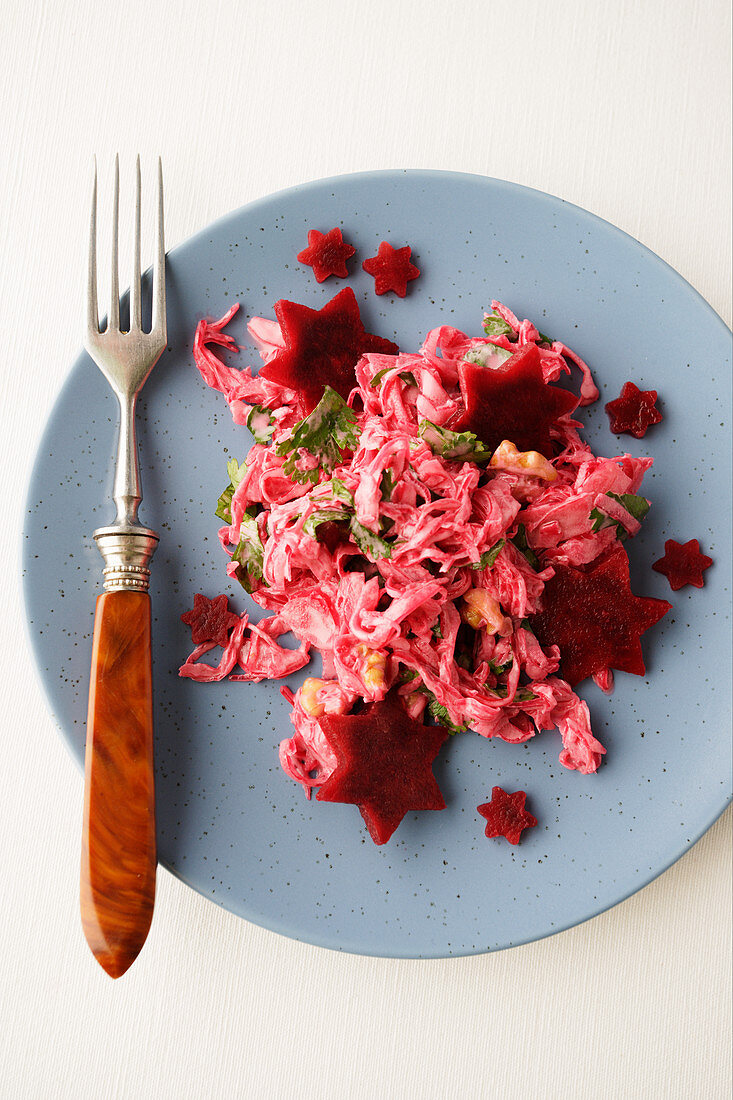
<box><xmin>184</xmin><ymin>299</ymin><xmax>655</xmax><ymax>797</ymax></box>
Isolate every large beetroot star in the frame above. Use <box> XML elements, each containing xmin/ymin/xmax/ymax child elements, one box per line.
<box><xmin>457</xmin><ymin>343</ymin><xmax>578</xmax><ymax>457</ymax></box>
<box><xmin>316</xmin><ymin>695</ymin><xmax>450</xmax><ymax>845</ymax></box>
<box><xmin>259</xmin><ymin>287</ymin><xmax>398</xmax><ymax>412</ymax></box>
<box><xmin>529</xmin><ymin>544</ymin><xmax>672</xmax><ymax>686</ymax></box>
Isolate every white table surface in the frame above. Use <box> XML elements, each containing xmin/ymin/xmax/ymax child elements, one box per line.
<box><xmin>2</xmin><ymin>1</ymin><xmax>731</xmax><ymax>1096</ymax></box>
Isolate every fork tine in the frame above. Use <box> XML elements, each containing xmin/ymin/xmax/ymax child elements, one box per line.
<box><xmin>109</xmin><ymin>154</ymin><xmax>120</xmax><ymax>331</ymax></box>
<box><xmin>152</xmin><ymin>157</ymin><xmax>166</xmax><ymax>340</ymax></box>
<box><xmin>130</xmin><ymin>155</ymin><xmax>142</xmax><ymax>331</ymax></box>
<box><xmin>87</xmin><ymin>157</ymin><xmax>99</xmax><ymax>335</ymax></box>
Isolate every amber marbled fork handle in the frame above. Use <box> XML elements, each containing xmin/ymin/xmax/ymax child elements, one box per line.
<box><xmin>81</xmin><ymin>589</ymin><xmax>156</xmax><ymax>979</ymax></box>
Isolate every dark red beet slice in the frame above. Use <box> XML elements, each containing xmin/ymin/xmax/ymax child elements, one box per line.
<box><xmin>316</xmin><ymin>695</ymin><xmax>449</xmax><ymax>845</ymax></box>
<box><xmin>181</xmin><ymin>593</ymin><xmax>240</xmax><ymax>648</ymax></box>
<box><xmin>653</xmin><ymin>538</ymin><xmax>713</xmax><ymax>591</ymax></box>
<box><xmin>362</xmin><ymin>241</ymin><xmax>420</xmax><ymax>297</ymax></box>
<box><xmin>297</xmin><ymin>228</ymin><xmax>355</xmax><ymax>282</ymax></box>
<box><xmin>259</xmin><ymin>288</ymin><xmax>399</xmax><ymax>413</ymax></box>
<box><xmin>605</xmin><ymin>381</ymin><xmax>662</xmax><ymax>438</ymax></box>
<box><xmin>529</xmin><ymin>544</ymin><xmax>672</xmax><ymax>686</ymax></box>
<box><xmin>456</xmin><ymin>343</ymin><xmax>578</xmax><ymax>457</ymax></box>
<box><xmin>477</xmin><ymin>787</ymin><xmax>537</xmax><ymax>845</ymax></box>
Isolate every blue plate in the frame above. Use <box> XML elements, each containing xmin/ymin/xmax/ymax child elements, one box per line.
<box><xmin>23</xmin><ymin>171</ymin><xmax>732</xmax><ymax>957</ymax></box>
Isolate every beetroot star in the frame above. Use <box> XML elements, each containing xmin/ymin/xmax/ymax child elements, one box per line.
<box><xmin>456</xmin><ymin>343</ymin><xmax>578</xmax><ymax>457</ymax></box>
<box><xmin>529</xmin><ymin>544</ymin><xmax>672</xmax><ymax>685</ymax></box>
<box><xmin>258</xmin><ymin>288</ymin><xmax>399</xmax><ymax>412</ymax></box>
<box><xmin>653</xmin><ymin>538</ymin><xmax>713</xmax><ymax>591</ymax></box>
<box><xmin>181</xmin><ymin>593</ymin><xmax>241</xmax><ymax>648</ymax></box>
<box><xmin>605</xmin><ymin>381</ymin><xmax>663</xmax><ymax>438</ymax></box>
<box><xmin>316</xmin><ymin>695</ymin><xmax>450</xmax><ymax>845</ymax></box>
<box><xmin>362</xmin><ymin>241</ymin><xmax>420</xmax><ymax>297</ymax></box>
<box><xmin>477</xmin><ymin>787</ymin><xmax>537</xmax><ymax>845</ymax></box>
<box><xmin>297</xmin><ymin>227</ymin><xmax>356</xmax><ymax>282</ymax></box>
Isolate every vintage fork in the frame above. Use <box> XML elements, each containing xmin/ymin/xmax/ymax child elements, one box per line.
<box><xmin>80</xmin><ymin>156</ymin><xmax>166</xmax><ymax>978</ymax></box>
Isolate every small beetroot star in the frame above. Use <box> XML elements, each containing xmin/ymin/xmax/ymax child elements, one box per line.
<box><xmin>297</xmin><ymin>227</ymin><xmax>356</xmax><ymax>282</ymax></box>
<box><xmin>477</xmin><ymin>787</ymin><xmax>537</xmax><ymax>845</ymax></box>
<box><xmin>653</xmin><ymin>538</ymin><xmax>713</xmax><ymax>591</ymax></box>
<box><xmin>605</xmin><ymin>381</ymin><xmax>663</xmax><ymax>438</ymax></box>
<box><xmin>362</xmin><ymin>241</ymin><xmax>420</xmax><ymax>297</ymax></box>
<box><xmin>181</xmin><ymin>593</ymin><xmax>240</xmax><ymax>648</ymax></box>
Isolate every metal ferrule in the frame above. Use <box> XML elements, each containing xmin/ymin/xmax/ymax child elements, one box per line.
<box><xmin>94</xmin><ymin>525</ymin><xmax>159</xmax><ymax>592</ymax></box>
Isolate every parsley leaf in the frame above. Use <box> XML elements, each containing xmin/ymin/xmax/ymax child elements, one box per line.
<box><xmin>463</xmin><ymin>344</ymin><xmax>512</xmax><ymax>367</ymax></box>
<box><xmin>276</xmin><ymin>386</ymin><xmax>360</xmax><ymax>483</ymax></box>
<box><xmin>483</xmin><ymin>312</ymin><xmax>514</xmax><ymax>338</ymax></box>
<box><xmin>231</xmin><ymin>506</ymin><xmax>266</xmax><ymax>593</ymax></box>
<box><xmin>512</xmin><ymin>523</ymin><xmax>541</xmax><ymax>570</ymax></box>
<box><xmin>488</xmin><ymin>657</ymin><xmax>513</xmax><ymax>675</ymax></box>
<box><xmin>215</xmin><ymin>458</ymin><xmax>248</xmax><ymax>523</ymax></box>
<box><xmin>246</xmin><ymin>405</ymin><xmax>275</xmax><ymax>444</ymax></box>
<box><xmin>301</xmin><ymin>479</ymin><xmax>355</xmax><ymax>538</ymax></box>
<box><xmin>428</xmin><ymin>698</ymin><xmax>468</xmax><ymax>735</ymax></box>
<box><xmin>471</xmin><ymin>538</ymin><xmax>505</xmax><ymax>570</ymax></box>
<box><xmin>418</xmin><ymin>419</ymin><xmax>492</xmax><ymax>462</ymax></box>
<box><xmin>380</xmin><ymin>468</ymin><xmax>395</xmax><ymax>501</ymax></box>
<box><xmin>369</xmin><ymin>366</ymin><xmax>417</xmax><ymax>388</ymax></box>
<box><xmin>590</xmin><ymin>492</ymin><xmax>651</xmax><ymax>538</ymax></box>
<box><xmin>349</xmin><ymin>517</ymin><xmax>392</xmax><ymax>560</ymax></box>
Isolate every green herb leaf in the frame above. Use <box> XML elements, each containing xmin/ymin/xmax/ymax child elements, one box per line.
<box><xmin>302</xmin><ymin>507</ymin><xmax>353</xmax><ymax>537</ymax></box>
<box><xmin>231</xmin><ymin>506</ymin><xmax>266</xmax><ymax>593</ymax></box>
<box><xmin>471</xmin><ymin>538</ymin><xmax>506</xmax><ymax>570</ymax></box>
<box><xmin>418</xmin><ymin>419</ymin><xmax>492</xmax><ymax>462</ymax></box>
<box><xmin>379</xmin><ymin>468</ymin><xmax>395</xmax><ymax>501</ymax></box>
<box><xmin>276</xmin><ymin>386</ymin><xmax>360</xmax><ymax>482</ymax></box>
<box><xmin>369</xmin><ymin>366</ymin><xmax>417</xmax><ymax>388</ymax></box>
<box><xmin>515</xmin><ymin>689</ymin><xmax>537</xmax><ymax>702</ymax></box>
<box><xmin>398</xmin><ymin>668</ymin><xmax>420</xmax><ymax>684</ymax></box>
<box><xmin>590</xmin><ymin>492</ymin><xmax>651</xmax><ymax>538</ymax></box>
<box><xmin>349</xmin><ymin>517</ymin><xmax>392</xmax><ymax>561</ymax></box>
<box><xmin>428</xmin><ymin>698</ymin><xmax>468</xmax><ymax>735</ymax></box>
<box><xmin>537</xmin><ymin>330</ymin><xmax>553</xmax><ymax>345</ymax></box>
<box><xmin>215</xmin><ymin>458</ymin><xmax>248</xmax><ymax>522</ymax></box>
<box><xmin>431</xmin><ymin>620</ymin><xmax>443</xmax><ymax>639</ymax></box>
<box><xmin>246</xmin><ymin>405</ymin><xmax>275</xmax><ymax>445</ymax></box>
<box><xmin>215</xmin><ymin>485</ymin><xmax>235</xmax><ymax>523</ymax></box>
<box><xmin>488</xmin><ymin>657</ymin><xmax>513</xmax><ymax>675</ymax></box>
<box><xmin>512</xmin><ymin>523</ymin><xmax>541</xmax><ymax>570</ymax></box>
<box><xmin>483</xmin><ymin>312</ymin><xmax>514</xmax><ymax>338</ymax></box>
<box><xmin>463</xmin><ymin>344</ymin><xmax>512</xmax><ymax>367</ymax></box>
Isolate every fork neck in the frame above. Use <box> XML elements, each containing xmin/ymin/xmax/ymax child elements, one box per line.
<box><xmin>113</xmin><ymin>390</ymin><xmax>144</xmax><ymax>528</ymax></box>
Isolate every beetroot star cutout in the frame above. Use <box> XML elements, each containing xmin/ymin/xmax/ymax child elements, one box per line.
<box><xmin>529</xmin><ymin>544</ymin><xmax>672</xmax><ymax>686</ymax></box>
<box><xmin>653</xmin><ymin>538</ymin><xmax>713</xmax><ymax>591</ymax></box>
<box><xmin>477</xmin><ymin>787</ymin><xmax>537</xmax><ymax>845</ymax></box>
<box><xmin>605</xmin><ymin>381</ymin><xmax>663</xmax><ymax>438</ymax></box>
<box><xmin>297</xmin><ymin>227</ymin><xmax>356</xmax><ymax>282</ymax></box>
<box><xmin>362</xmin><ymin>241</ymin><xmax>420</xmax><ymax>297</ymax></box>
<box><xmin>258</xmin><ymin>288</ymin><xmax>399</xmax><ymax>412</ymax></box>
<box><xmin>181</xmin><ymin>593</ymin><xmax>241</xmax><ymax>648</ymax></box>
<box><xmin>316</xmin><ymin>695</ymin><xmax>450</xmax><ymax>845</ymax></box>
<box><xmin>456</xmin><ymin>343</ymin><xmax>578</xmax><ymax>457</ymax></box>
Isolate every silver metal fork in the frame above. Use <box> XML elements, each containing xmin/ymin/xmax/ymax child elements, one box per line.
<box><xmin>85</xmin><ymin>154</ymin><xmax>166</xmax><ymax>579</ymax></box>
<box><xmin>80</xmin><ymin>156</ymin><xmax>166</xmax><ymax>979</ymax></box>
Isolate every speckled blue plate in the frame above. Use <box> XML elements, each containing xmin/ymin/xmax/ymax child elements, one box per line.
<box><xmin>23</xmin><ymin>171</ymin><xmax>732</xmax><ymax>957</ymax></box>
